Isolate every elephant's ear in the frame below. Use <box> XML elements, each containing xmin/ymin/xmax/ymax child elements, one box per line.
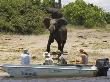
<box><xmin>57</xmin><ymin>18</ymin><xmax>68</xmax><ymax>26</ymax></box>
<box><xmin>43</xmin><ymin>17</ymin><xmax>51</xmax><ymax>29</ymax></box>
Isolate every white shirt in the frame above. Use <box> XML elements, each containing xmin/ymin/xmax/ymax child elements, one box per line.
<box><xmin>21</xmin><ymin>53</ymin><xmax>30</xmax><ymax>65</ymax></box>
<box><xmin>44</xmin><ymin>57</ymin><xmax>53</xmax><ymax>65</ymax></box>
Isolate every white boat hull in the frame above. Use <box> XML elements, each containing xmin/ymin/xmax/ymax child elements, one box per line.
<box><xmin>2</xmin><ymin>64</ymin><xmax>98</xmax><ymax>77</ymax></box>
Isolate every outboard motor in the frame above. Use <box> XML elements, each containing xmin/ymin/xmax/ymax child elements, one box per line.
<box><xmin>96</xmin><ymin>58</ymin><xmax>109</xmax><ymax>76</ymax></box>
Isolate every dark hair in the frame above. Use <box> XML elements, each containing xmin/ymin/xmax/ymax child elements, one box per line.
<box><xmin>79</xmin><ymin>49</ymin><xmax>88</xmax><ymax>56</ymax></box>
<box><xmin>83</xmin><ymin>51</ymin><xmax>88</xmax><ymax>56</ymax></box>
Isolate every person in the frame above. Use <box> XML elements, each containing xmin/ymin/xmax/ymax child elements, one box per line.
<box><xmin>58</xmin><ymin>54</ymin><xmax>67</xmax><ymax>65</ymax></box>
<box><xmin>79</xmin><ymin>49</ymin><xmax>88</xmax><ymax>64</ymax></box>
<box><xmin>21</xmin><ymin>49</ymin><xmax>30</xmax><ymax>65</ymax></box>
<box><xmin>43</xmin><ymin>52</ymin><xmax>54</xmax><ymax>65</ymax></box>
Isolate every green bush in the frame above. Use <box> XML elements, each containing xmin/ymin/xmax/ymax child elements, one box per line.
<box><xmin>61</xmin><ymin>0</ymin><xmax>107</xmax><ymax>28</ymax></box>
<box><xmin>105</xmin><ymin>12</ymin><xmax>110</xmax><ymax>24</ymax></box>
<box><xmin>0</xmin><ymin>0</ymin><xmax>47</xmax><ymax>34</ymax></box>
<box><xmin>42</xmin><ymin>0</ymin><xmax>55</xmax><ymax>7</ymax></box>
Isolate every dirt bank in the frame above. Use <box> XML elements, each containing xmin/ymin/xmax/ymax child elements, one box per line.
<box><xmin>0</xmin><ymin>28</ymin><xmax>110</xmax><ymax>65</ymax></box>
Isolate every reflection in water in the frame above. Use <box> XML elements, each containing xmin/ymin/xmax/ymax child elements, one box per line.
<box><xmin>0</xmin><ymin>70</ymin><xmax>110</xmax><ymax>82</ymax></box>
<box><xmin>1</xmin><ymin>77</ymin><xmax>110</xmax><ymax>82</ymax></box>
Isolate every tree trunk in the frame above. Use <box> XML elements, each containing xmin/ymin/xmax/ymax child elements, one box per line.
<box><xmin>58</xmin><ymin>0</ymin><xmax>61</xmax><ymax>8</ymax></box>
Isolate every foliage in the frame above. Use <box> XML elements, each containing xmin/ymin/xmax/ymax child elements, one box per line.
<box><xmin>105</xmin><ymin>12</ymin><xmax>110</xmax><ymax>24</ymax></box>
<box><xmin>0</xmin><ymin>0</ymin><xmax>47</xmax><ymax>34</ymax></box>
<box><xmin>61</xmin><ymin>0</ymin><xmax>107</xmax><ymax>28</ymax></box>
<box><xmin>42</xmin><ymin>0</ymin><xmax>55</xmax><ymax>8</ymax></box>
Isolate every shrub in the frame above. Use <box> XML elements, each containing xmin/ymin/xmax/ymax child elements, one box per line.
<box><xmin>105</xmin><ymin>12</ymin><xmax>110</xmax><ymax>24</ymax></box>
<box><xmin>42</xmin><ymin>0</ymin><xmax>55</xmax><ymax>7</ymax></box>
<box><xmin>0</xmin><ymin>0</ymin><xmax>47</xmax><ymax>34</ymax></box>
<box><xmin>61</xmin><ymin>0</ymin><xmax>107</xmax><ymax>28</ymax></box>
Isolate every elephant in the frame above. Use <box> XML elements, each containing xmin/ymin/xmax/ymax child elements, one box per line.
<box><xmin>43</xmin><ymin>17</ymin><xmax>68</xmax><ymax>57</ymax></box>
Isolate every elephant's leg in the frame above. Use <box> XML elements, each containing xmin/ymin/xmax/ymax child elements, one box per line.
<box><xmin>57</xmin><ymin>42</ymin><xmax>66</xmax><ymax>63</ymax></box>
<box><xmin>46</xmin><ymin>34</ymin><xmax>54</xmax><ymax>53</ymax></box>
<box><xmin>61</xmin><ymin>41</ymin><xmax>66</xmax><ymax>54</ymax></box>
<box><xmin>58</xmin><ymin>42</ymin><xmax>61</xmax><ymax>51</ymax></box>
<box><xmin>57</xmin><ymin>41</ymin><xmax>65</xmax><ymax>54</ymax></box>
<box><xmin>46</xmin><ymin>41</ymin><xmax>51</xmax><ymax>53</ymax></box>
<box><xmin>56</xmin><ymin>41</ymin><xmax>62</xmax><ymax>58</ymax></box>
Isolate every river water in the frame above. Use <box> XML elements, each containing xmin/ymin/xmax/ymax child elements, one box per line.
<box><xmin>0</xmin><ymin>76</ymin><xmax>110</xmax><ymax>82</ymax></box>
<box><xmin>0</xmin><ymin>70</ymin><xmax>110</xmax><ymax>82</ymax></box>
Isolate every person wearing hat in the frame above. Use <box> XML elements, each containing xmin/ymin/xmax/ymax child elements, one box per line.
<box><xmin>43</xmin><ymin>52</ymin><xmax>53</xmax><ymax>65</ymax></box>
<box><xmin>79</xmin><ymin>49</ymin><xmax>88</xmax><ymax>64</ymax></box>
<box><xmin>21</xmin><ymin>49</ymin><xmax>30</xmax><ymax>65</ymax></box>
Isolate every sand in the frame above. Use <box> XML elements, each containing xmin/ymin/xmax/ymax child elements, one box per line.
<box><xmin>0</xmin><ymin>28</ymin><xmax>110</xmax><ymax>65</ymax></box>
<box><xmin>0</xmin><ymin>28</ymin><xmax>110</xmax><ymax>81</ymax></box>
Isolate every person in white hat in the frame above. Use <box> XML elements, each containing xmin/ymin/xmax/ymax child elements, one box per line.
<box><xmin>43</xmin><ymin>52</ymin><xmax>53</xmax><ymax>65</ymax></box>
<box><xmin>21</xmin><ymin>49</ymin><xmax>30</xmax><ymax>65</ymax></box>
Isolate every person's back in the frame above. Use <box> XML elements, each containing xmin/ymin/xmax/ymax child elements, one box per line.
<box><xmin>79</xmin><ymin>49</ymin><xmax>88</xmax><ymax>64</ymax></box>
<box><xmin>58</xmin><ymin>54</ymin><xmax>67</xmax><ymax>65</ymax></box>
<box><xmin>21</xmin><ymin>49</ymin><xmax>30</xmax><ymax>65</ymax></box>
<box><xmin>43</xmin><ymin>52</ymin><xmax>53</xmax><ymax>65</ymax></box>
<box><xmin>81</xmin><ymin>54</ymin><xmax>88</xmax><ymax>64</ymax></box>
<box><xmin>44</xmin><ymin>57</ymin><xmax>53</xmax><ymax>65</ymax></box>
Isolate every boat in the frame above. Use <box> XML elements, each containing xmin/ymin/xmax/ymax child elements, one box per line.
<box><xmin>1</xmin><ymin>64</ymin><xmax>97</xmax><ymax>77</ymax></box>
<box><xmin>0</xmin><ymin>58</ymin><xmax>109</xmax><ymax>77</ymax></box>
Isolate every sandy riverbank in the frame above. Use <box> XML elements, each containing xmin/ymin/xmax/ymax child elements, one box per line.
<box><xmin>0</xmin><ymin>28</ymin><xmax>110</xmax><ymax>65</ymax></box>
